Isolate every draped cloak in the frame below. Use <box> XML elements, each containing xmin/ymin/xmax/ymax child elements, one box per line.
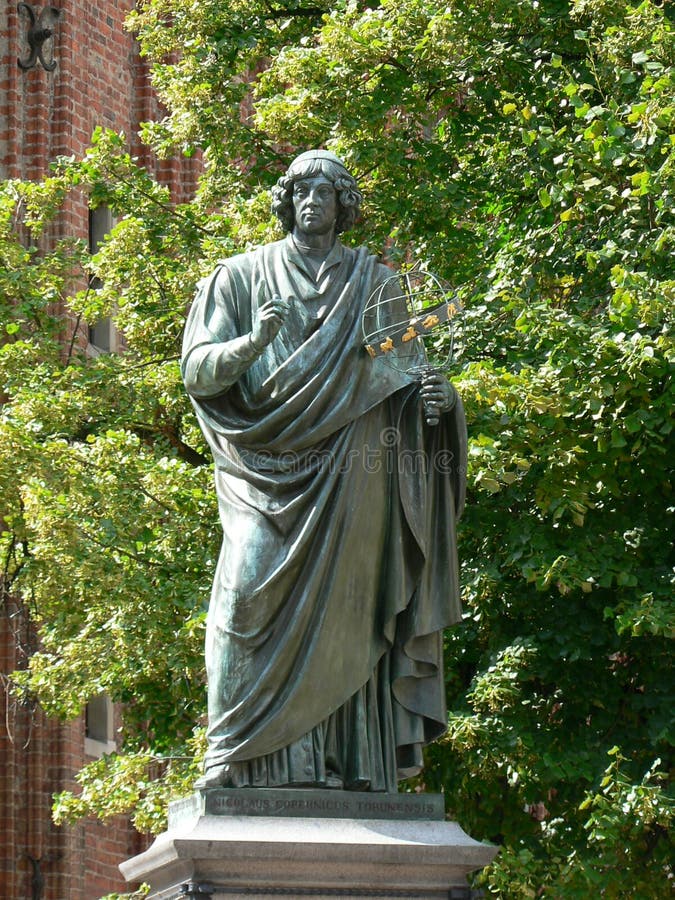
<box><xmin>181</xmin><ymin>235</ymin><xmax>467</xmax><ymax>791</ymax></box>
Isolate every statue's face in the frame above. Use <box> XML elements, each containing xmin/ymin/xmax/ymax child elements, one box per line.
<box><xmin>292</xmin><ymin>176</ymin><xmax>338</xmax><ymax>237</ymax></box>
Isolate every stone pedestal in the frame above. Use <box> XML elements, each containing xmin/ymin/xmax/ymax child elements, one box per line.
<box><xmin>120</xmin><ymin>789</ymin><xmax>498</xmax><ymax>900</ymax></box>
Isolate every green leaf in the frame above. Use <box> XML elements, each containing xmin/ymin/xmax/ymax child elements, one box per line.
<box><xmin>3</xmin><ymin>3</ymin><xmax>673</xmax><ymax>894</ymax></box>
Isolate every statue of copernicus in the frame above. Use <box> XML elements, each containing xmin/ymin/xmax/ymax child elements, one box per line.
<box><xmin>181</xmin><ymin>150</ymin><xmax>467</xmax><ymax>791</ymax></box>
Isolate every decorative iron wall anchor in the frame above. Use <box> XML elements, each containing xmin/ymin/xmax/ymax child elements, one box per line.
<box><xmin>17</xmin><ymin>4</ymin><xmax>61</xmax><ymax>72</ymax></box>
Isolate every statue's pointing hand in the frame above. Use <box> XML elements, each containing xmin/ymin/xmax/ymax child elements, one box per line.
<box><xmin>251</xmin><ymin>295</ymin><xmax>291</xmax><ymax>350</ymax></box>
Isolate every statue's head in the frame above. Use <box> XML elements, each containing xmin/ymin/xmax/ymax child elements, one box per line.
<box><xmin>271</xmin><ymin>150</ymin><xmax>363</xmax><ymax>234</ymax></box>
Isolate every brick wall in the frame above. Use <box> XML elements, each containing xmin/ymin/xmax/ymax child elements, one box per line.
<box><xmin>1</xmin><ymin>1</ymin><xmax>199</xmax><ymax>188</ymax></box>
<box><xmin>1</xmin><ymin>600</ymin><xmax>147</xmax><ymax>899</ymax></box>
<box><xmin>0</xmin><ymin>3</ymin><xmax>202</xmax><ymax>897</ymax></box>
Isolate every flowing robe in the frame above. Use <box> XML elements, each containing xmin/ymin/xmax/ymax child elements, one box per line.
<box><xmin>181</xmin><ymin>235</ymin><xmax>466</xmax><ymax>791</ymax></box>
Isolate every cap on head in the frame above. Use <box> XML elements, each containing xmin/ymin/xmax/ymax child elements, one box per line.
<box><xmin>287</xmin><ymin>149</ymin><xmax>349</xmax><ymax>177</ymax></box>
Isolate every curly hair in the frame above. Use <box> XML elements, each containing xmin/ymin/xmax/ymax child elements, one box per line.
<box><xmin>271</xmin><ymin>153</ymin><xmax>363</xmax><ymax>234</ymax></box>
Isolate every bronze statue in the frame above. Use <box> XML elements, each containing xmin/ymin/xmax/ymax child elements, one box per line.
<box><xmin>181</xmin><ymin>150</ymin><xmax>466</xmax><ymax>791</ymax></box>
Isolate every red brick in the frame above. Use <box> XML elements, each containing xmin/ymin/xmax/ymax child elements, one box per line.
<box><xmin>0</xmin><ymin>2</ymin><xmax>200</xmax><ymax>896</ymax></box>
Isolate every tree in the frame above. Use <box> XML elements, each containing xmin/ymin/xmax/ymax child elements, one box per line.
<box><xmin>1</xmin><ymin>0</ymin><xmax>672</xmax><ymax>895</ymax></box>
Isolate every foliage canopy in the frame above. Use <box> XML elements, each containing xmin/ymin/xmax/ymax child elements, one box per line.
<box><xmin>1</xmin><ymin>0</ymin><xmax>673</xmax><ymax>895</ymax></box>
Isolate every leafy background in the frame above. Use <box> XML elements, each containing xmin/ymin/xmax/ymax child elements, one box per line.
<box><xmin>1</xmin><ymin>0</ymin><xmax>672</xmax><ymax>896</ymax></box>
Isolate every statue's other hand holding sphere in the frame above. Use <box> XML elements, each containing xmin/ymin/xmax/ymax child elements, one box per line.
<box><xmin>420</xmin><ymin>370</ymin><xmax>456</xmax><ymax>423</ymax></box>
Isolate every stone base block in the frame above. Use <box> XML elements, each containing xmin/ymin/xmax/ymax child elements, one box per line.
<box><xmin>120</xmin><ymin>790</ymin><xmax>498</xmax><ymax>899</ymax></box>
